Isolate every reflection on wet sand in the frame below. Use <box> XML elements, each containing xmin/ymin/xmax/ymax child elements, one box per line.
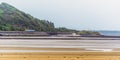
<box><xmin>0</xmin><ymin>37</ymin><xmax>119</xmax><ymax>60</ymax></box>
<box><xmin>0</xmin><ymin>37</ymin><xmax>119</xmax><ymax>52</ymax></box>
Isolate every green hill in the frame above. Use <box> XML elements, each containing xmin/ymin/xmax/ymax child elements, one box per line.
<box><xmin>0</xmin><ymin>2</ymin><xmax>101</xmax><ymax>36</ymax></box>
<box><xmin>0</xmin><ymin>2</ymin><xmax>56</xmax><ymax>31</ymax></box>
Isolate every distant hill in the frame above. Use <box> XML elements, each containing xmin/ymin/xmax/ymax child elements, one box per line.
<box><xmin>0</xmin><ymin>2</ymin><xmax>101</xmax><ymax>36</ymax></box>
<box><xmin>0</xmin><ymin>2</ymin><xmax>57</xmax><ymax>31</ymax></box>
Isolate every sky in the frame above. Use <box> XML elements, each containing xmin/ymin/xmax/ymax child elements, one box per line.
<box><xmin>0</xmin><ymin>0</ymin><xmax>120</xmax><ymax>31</ymax></box>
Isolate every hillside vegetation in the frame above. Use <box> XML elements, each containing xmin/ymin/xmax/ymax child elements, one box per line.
<box><xmin>0</xmin><ymin>3</ymin><xmax>56</xmax><ymax>31</ymax></box>
<box><xmin>0</xmin><ymin>2</ymin><xmax>101</xmax><ymax>36</ymax></box>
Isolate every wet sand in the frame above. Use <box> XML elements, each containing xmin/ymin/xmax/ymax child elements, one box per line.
<box><xmin>0</xmin><ymin>39</ymin><xmax>119</xmax><ymax>52</ymax></box>
<box><xmin>0</xmin><ymin>36</ymin><xmax>119</xmax><ymax>60</ymax></box>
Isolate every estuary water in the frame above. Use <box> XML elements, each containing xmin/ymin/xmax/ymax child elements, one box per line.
<box><xmin>98</xmin><ymin>31</ymin><xmax>120</xmax><ymax>36</ymax></box>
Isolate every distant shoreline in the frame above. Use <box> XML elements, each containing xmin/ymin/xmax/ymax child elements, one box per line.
<box><xmin>0</xmin><ymin>36</ymin><xmax>120</xmax><ymax>40</ymax></box>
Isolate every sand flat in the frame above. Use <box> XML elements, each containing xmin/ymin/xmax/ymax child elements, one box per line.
<box><xmin>0</xmin><ymin>37</ymin><xmax>119</xmax><ymax>59</ymax></box>
<box><xmin>0</xmin><ymin>52</ymin><xmax>119</xmax><ymax>60</ymax></box>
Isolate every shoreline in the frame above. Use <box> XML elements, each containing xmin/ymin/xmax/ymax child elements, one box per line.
<box><xmin>0</xmin><ymin>36</ymin><xmax>120</xmax><ymax>40</ymax></box>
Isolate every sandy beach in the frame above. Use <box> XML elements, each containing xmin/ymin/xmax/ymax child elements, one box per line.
<box><xmin>0</xmin><ymin>52</ymin><xmax>119</xmax><ymax>60</ymax></box>
<box><xmin>0</xmin><ymin>37</ymin><xmax>119</xmax><ymax>60</ymax></box>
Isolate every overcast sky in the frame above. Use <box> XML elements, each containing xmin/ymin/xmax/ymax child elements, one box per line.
<box><xmin>0</xmin><ymin>0</ymin><xmax>120</xmax><ymax>31</ymax></box>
